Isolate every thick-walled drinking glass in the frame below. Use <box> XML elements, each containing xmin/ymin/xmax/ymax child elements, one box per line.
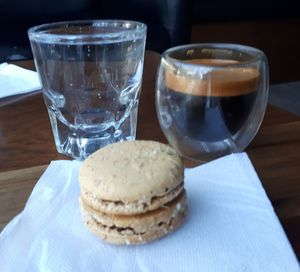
<box><xmin>156</xmin><ymin>44</ymin><xmax>269</xmax><ymax>162</ymax></box>
<box><xmin>28</xmin><ymin>20</ymin><xmax>147</xmax><ymax>160</ymax></box>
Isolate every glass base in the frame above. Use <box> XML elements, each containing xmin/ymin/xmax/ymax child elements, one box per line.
<box><xmin>48</xmin><ymin>107</ymin><xmax>137</xmax><ymax>160</ymax></box>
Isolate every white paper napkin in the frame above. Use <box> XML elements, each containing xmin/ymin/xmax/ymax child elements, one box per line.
<box><xmin>0</xmin><ymin>62</ymin><xmax>41</xmax><ymax>98</ymax></box>
<box><xmin>0</xmin><ymin>153</ymin><xmax>298</xmax><ymax>271</ymax></box>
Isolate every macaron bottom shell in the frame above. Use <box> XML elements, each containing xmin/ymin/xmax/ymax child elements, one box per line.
<box><xmin>80</xmin><ymin>190</ymin><xmax>187</xmax><ymax>245</ymax></box>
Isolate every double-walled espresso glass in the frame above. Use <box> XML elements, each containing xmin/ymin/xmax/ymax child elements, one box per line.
<box><xmin>156</xmin><ymin>44</ymin><xmax>269</xmax><ymax>162</ymax></box>
<box><xmin>28</xmin><ymin>20</ymin><xmax>146</xmax><ymax>160</ymax></box>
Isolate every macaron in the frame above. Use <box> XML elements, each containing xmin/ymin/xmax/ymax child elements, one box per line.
<box><xmin>79</xmin><ymin>140</ymin><xmax>187</xmax><ymax>245</ymax></box>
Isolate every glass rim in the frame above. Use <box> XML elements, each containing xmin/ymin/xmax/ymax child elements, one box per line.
<box><xmin>162</xmin><ymin>43</ymin><xmax>266</xmax><ymax>68</ymax></box>
<box><xmin>28</xmin><ymin>19</ymin><xmax>147</xmax><ymax>43</ymax></box>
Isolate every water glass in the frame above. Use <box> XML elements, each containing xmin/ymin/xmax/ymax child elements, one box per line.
<box><xmin>28</xmin><ymin>20</ymin><xmax>147</xmax><ymax>160</ymax></box>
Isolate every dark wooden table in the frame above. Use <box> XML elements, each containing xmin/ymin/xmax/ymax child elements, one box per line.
<box><xmin>0</xmin><ymin>51</ymin><xmax>299</xmax><ymax>259</ymax></box>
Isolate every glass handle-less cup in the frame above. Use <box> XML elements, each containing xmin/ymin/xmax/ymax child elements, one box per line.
<box><xmin>28</xmin><ymin>20</ymin><xmax>147</xmax><ymax>160</ymax></box>
<box><xmin>156</xmin><ymin>43</ymin><xmax>269</xmax><ymax>162</ymax></box>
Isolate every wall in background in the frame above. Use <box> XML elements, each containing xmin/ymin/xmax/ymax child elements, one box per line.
<box><xmin>191</xmin><ymin>19</ymin><xmax>300</xmax><ymax>84</ymax></box>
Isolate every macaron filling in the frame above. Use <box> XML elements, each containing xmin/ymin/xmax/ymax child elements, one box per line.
<box><xmin>81</xmin><ymin>182</ymin><xmax>184</xmax><ymax>215</ymax></box>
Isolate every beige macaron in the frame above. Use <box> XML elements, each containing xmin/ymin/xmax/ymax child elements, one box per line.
<box><xmin>79</xmin><ymin>140</ymin><xmax>187</xmax><ymax>245</ymax></box>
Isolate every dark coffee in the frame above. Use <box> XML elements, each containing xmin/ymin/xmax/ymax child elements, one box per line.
<box><xmin>165</xmin><ymin>89</ymin><xmax>257</xmax><ymax>142</ymax></box>
<box><xmin>163</xmin><ymin>59</ymin><xmax>259</xmax><ymax>142</ymax></box>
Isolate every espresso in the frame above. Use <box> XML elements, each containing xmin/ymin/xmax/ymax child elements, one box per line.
<box><xmin>165</xmin><ymin>89</ymin><xmax>257</xmax><ymax>142</ymax></box>
<box><xmin>162</xmin><ymin>59</ymin><xmax>259</xmax><ymax>142</ymax></box>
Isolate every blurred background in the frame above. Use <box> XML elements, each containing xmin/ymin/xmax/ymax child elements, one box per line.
<box><xmin>0</xmin><ymin>0</ymin><xmax>299</xmax><ymax>85</ymax></box>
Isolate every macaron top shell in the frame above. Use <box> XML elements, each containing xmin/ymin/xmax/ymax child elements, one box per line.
<box><xmin>79</xmin><ymin>140</ymin><xmax>184</xmax><ymax>204</ymax></box>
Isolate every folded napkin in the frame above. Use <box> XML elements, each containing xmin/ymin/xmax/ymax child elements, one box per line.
<box><xmin>0</xmin><ymin>153</ymin><xmax>298</xmax><ymax>271</ymax></box>
<box><xmin>0</xmin><ymin>62</ymin><xmax>41</xmax><ymax>99</ymax></box>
